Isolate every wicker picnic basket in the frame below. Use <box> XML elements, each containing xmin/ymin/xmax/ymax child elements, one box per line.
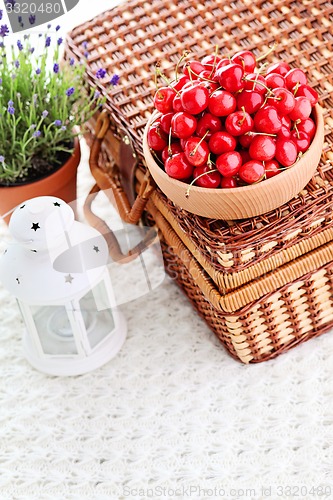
<box><xmin>65</xmin><ymin>0</ymin><xmax>333</xmax><ymax>363</ymax></box>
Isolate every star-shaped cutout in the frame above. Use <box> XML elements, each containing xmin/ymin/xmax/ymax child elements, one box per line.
<box><xmin>93</xmin><ymin>246</ymin><xmax>100</xmax><ymax>253</ymax></box>
<box><xmin>53</xmin><ymin>202</ymin><xmax>61</xmax><ymax>207</ymax></box>
<box><xmin>31</xmin><ymin>222</ymin><xmax>40</xmax><ymax>231</ymax></box>
<box><xmin>64</xmin><ymin>274</ymin><xmax>74</xmax><ymax>284</ymax></box>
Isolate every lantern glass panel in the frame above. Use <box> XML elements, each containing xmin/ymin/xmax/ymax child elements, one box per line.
<box><xmin>31</xmin><ymin>305</ymin><xmax>78</xmax><ymax>355</ymax></box>
<box><xmin>79</xmin><ymin>280</ymin><xmax>115</xmax><ymax>350</ymax></box>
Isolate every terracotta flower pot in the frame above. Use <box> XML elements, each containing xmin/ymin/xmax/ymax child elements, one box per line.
<box><xmin>0</xmin><ymin>139</ymin><xmax>81</xmax><ymax>224</ymax></box>
<box><xmin>143</xmin><ymin>105</ymin><xmax>325</xmax><ymax>220</ymax></box>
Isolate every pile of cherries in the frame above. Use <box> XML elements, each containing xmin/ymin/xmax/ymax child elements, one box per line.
<box><xmin>147</xmin><ymin>48</ymin><xmax>319</xmax><ymax>189</ymax></box>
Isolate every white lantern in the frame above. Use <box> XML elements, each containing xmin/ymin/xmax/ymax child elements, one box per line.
<box><xmin>0</xmin><ymin>196</ymin><xmax>127</xmax><ymax>376</ymax></box>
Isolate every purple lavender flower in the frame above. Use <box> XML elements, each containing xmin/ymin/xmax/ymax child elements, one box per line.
<box><xmin>8</xmin><ymin>100</ymin><xmax>13</xmax><ymax>106</ymax></box>
<box><xmin>36</xmin><ymin>68</ymin><xmax>41</xmax><ymax>75</ymax></box>
<box><xmin>30</xmin><ymin>124</ymin><xmax>36</xmax><ymax>129</ymax></box>
<box><xmin>94</xmin><ymin>91</ymin><xmax>100</xmax><ymax>99</ymax></box>
<box><xmin>84</xmin><ymin>51</ymin><xmax>89</xmax><ymax>58</ymax></box>
<box><xmin>54</xmin><ymin>120</ymin><xmax>62</xmax><ymax>126</ymax></box>
<box><xmin>0</xmin><ymin>10</ymin><xmax>2</xmax><ymax>21</ymax></box>
<box><xmin>66</xmin><ymin>87</ymin><xmax>75</xmax><ymax>96</ymax></box>
<box><xmin>96</xmin><ymin>68</ymin><xmax>107</xmax><ymax>79</ymax></box>
<box><xmin>29</xmin><ymin>15</ymin><xmax>36</xmax><ymax>25</ymax></box>
<box><xmin>7</xmin><ymin>104</ymin><xmax>15</xmax><ymax>115</ymax></box>
<box><xmin>45</xmin><ymin>36</ymin><xmax>51</xmax><ymax>47</ymax></box>
<box><xmin>82</xmin><ymin>41</ymin><xmax>88</xmax><ymax>49</ymax></box>
<box><xmin>14</xmin><ymin>60</ymin><xmax>19</xmax><ymax>68</ymax></box>
<box><xmin>47</xmin><ymin>23</ymin><xmax>51</xmax><ymax>28</ymax></box>
<box><xmin>0</xmin><ymin>25</ymin><xmax>9</xmax><ymax>37</ymax></box>
<box><xmin>0</xmin><ymin>78</ymin><xmax>2</xmax><ymax>85</ymax></box>
<box><xmin>29</xmin><ymin>48</ymin><xmax>35</xmax><ymax>54</ymax></box>
<box><xmin>11</xmin><ymin>73</ymin><xmax>16</xmax><ymax>80</ymax></box>
<box><xmin>0</xmin><ymin>155</ymin><xmax>4</xmax><ymax>163</ymax></box>
<box><xmin>33</xmin><ymin>130</ymin><xmax>41</xmax><ymax>138</ymax></box>
<box><xmin>69</xmin><ymin>58</ymin><xmax>74</xmax><ymax>66</ymax></box>
<box><xmin>109</xmin><ymin>74</ymin><xmax>120</xmax><ymax>86</ymax></box>
<box><xmin>61</xmin><ymin>125</ymin><xmax>67</xmax><ymax>131</ymax></box>
<box><xmin>17</xmin><ymin>40</ymin><xmax>23</xmax><ymax>51</ymax></box>
<box><xmin>42</xmin><ymin>110</ymin><xmax>48</xmax><ymax>118</ymax></box>
<box><xmin>57</xmin><ymin>37</ymin><xmax>63</xmax><ymax>45</ymax></box>
<box><xmin>53</xmin><ymin>63</ymin><xmax>59</xmax><ymax>73</ymax></box>
<box><xmin>56</xmin><ymin>25</ymin><xmax>60</xmax><ymax>31</ymax></box>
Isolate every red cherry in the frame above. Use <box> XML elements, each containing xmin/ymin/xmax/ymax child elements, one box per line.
<box><xmin>172</xmin><ymin>95</ymin><xmax>184</xmax><ymax>112</ymax></box>
<box><xmin>281</xmin><ymin>115</ymin><xmax>292</xmax><ymax>129</ymax></box>
<box><xmin>208</xmin><ymin>131</ymin><xmax>237</xmax><ymax>155</ymax></box>
<box><xmin>200</xmin><ymin>80</ymin><xmax>220</xmax><ymax>95</ymax></box>
<box><xmin>293</xmin><ymin>84</ymin><xmax>319</xmax><ymax>106</ymax></box>
<box><xmin>184</xmin><ymin>136</ymin><xmax>210</xmax><ymax>166</ymax></box>
<box><xmin>265</xmin><ymin>160</ymin><xmax>281</xmax><ymax>178</ymax></box>
<box><xmin>231</xmin><ymin>50</ymin><xmax>256</xmax><ymax>73</ymax></box>
<box><xmin>147</xmin><ymin>123</ymin><xmax>168</xmax><ymax>151</ymax></box>
<box><xmin>243</xmin><ymin>73</ymin><xmax>267</xmax><ymax>95</ymax></box>
<box><xmin>201</xmin><ymin>54</ymin><xmax>222</xmax><ymax>68</ymax></box>
<box><xmin>221</xmin><ymin>176</ymin><xmax>238</xmax><ymax>188</ymax></box>
<box><xmin>181</xmin><ymin>84</ymin><xmax>209</xmax><ymax>114</ymax></box>
<box><xmin>153</xmin><ymin>87</ymin><xmax>176</xmax><ymax>114</ymax></box>
<box><xmin>275</xmin><ymin>138</ymin><xmax>298</xmax><ymax>166</ymax></box>
<box><xmin>253</xmin><ymin>105</ymin><xmax>282</xmax><ymax>133</ymax></box>
<box><xmin>238</xmin><ymin>133</ymin><xmax>253</xmax><ymax>148</ymax></box>
<box><xmin>288</xmin><ymin>96</ymin><xmax>312</xmax><ymax>121</ymax></box>
<box><xmin>285</xmin><ymin>68</ymin><xmax>307</xmax><ymax>90</ymax></box>
<box><xmin>277</xmin><ymin>126</ymin><xmax>291</xmax><ymax>139</ymax></box>
<box><xmin>266</xmin><ymin>61</ymin><xmax>290</xmax><ymax>77</ymax></box>
<box><xmin>239</xmin><ymin>160</ymin><xmax>265</xmax><ymax>184</ymax></box>
<box><xmin>271</xmin><ymin>87</ymin><xmax>295</xmax><ymax>114</ymax></box>
<box><xmin>249</xmin><ymin>135</ymin><xmax>276</xmax><ymax>161</ymax></box>
<box><xmin>165</xmin><ymin>152</ymin><xmax>194</xmax><ymax>180</ymax></box>
<box><xmin>216</xmin><ymin>151</ymin><xmax>242</xmax><ymax>177</ymax></box>
<box><xmin>297</xmin><ymin>117</ymin><xmax>316</xmax><ymax>140</ymax></box>
<box><xmin>236</xmin><ymin>90</ymin><xmax>264</xmax><ymax>114</ymax></box>
<box><xmin>215</xmin><ymin>63</ymin><xmax>245</xmax><ymax>92</ymax></box>
<box><xmin>171</xmin><ymin>75</ymin><xmax>190</xmax><ymax>91</ymax></box>
<box><xmin>225</xmin><ymin>110</ymin><xmax>254</xmax><ymax>136</ymax></box>
<box><xmin>199</xmin><ymin>70</ymin><xmax>214</xmax><ymax>80</ymax></box>
<box><xmin>238</xmin><ymin>149</ymin><xmax>251</xmax><ymax>164</ymax></box>
<box><xmin>290</xmin><ymin>130</ymin><xmax>311</xmax><ymax>152</ymax></box>
<box><xmin>216</xmin><ymin>58</ymin><xmax>233</xmax><ymax>71</ymax></box>
<box><xmin>193</xmin><ymin>165</ymin><xmax>221</xmax><ymax>188</ymax></box>
<box><xmin>160</xmin><ymin>113</ymin><xmax>174</xmax><ymax>134</ymax></box>
<box><xmin>161</xmin><ymin>143</ymin><xmax>183</xmax><ymax>163</ymax></box>
<box><xmin>265</xmin><ymin>73</ymin><xmax>286</xmax><ymax>89</ymax></box>
<box><xmin>171</xmin><ymin>112</ymin><xmax>197</xmax><ymax>139</ymax></box>
<box><xmin>196</xmin><ymin>113</ymin><xmax>222</xmax><ymax>138</ymax></box>
<box><xmin>208</xmin><ymin>89</ymin><xmax>237</xmax><ymax>116</ymax></box>
<box><xmin>183</xmin><ymin>60</ymin><xmax>207</xmax><ymax>79</ymax></box>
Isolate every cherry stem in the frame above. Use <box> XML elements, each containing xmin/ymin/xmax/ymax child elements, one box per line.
<box><xmin>245</xmin><ymin>131</ymin><xmax>277</xmax><ymax>137</ymax></box>
<box><xmin>188</xmin><ymin>67</ymin><xmax>216</xmax><ymax>83</ymax></box>
<box><xmin>256</xmin><ymin>42</ymin><xmax>278</xmax><ymax>62</ymax></box>
<box><xmin>293</xmin><ymin>119</ymin><xmax>301</xmax><ymax>138</ymax></box>
<box><xmin>239</xmin><ymin>106</ymin><xmax>247</xmax><ymax>125</ymax></box>
<box><xmin>208</xmin><ymin>44</ymin><xmax>219</xmax><ymax>79</ymax></box>
<box><xmin>293</xmin><ymin>81</ymin><xmax>300</xmax><ymax>96</ymax></box>
<box><xmin>190</xmin><ymin>130</ymin><xmax>210</xmax><ymax>156</ymax></box>
<box><xmin>243</xmin><ymin>76</ymin><xmax>274</xmax><ymax>95</ymax></box>
<box><xmin>168</xmin><ymin>128</ymin><xmax>173</xmax><ymax>156</ymax></box>
<box><xmin>155</xmin><ymin>67</ymin><xmax>180</xmax><ymax>96</ymax></box>
<box><xmin>185</xmin><ymin>168</ymin><xmax>219</xmax><ymax>198</ymax></box>
<box><xmin>175</xmin><ymin>50</ymin><xmax>190</xmax><ymax>82</ymax></box>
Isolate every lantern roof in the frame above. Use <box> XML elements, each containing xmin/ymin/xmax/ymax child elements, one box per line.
<box><xmin>0</xmin><ymin>197</ymin><xmax>109</xmax><ymax>305</ymax></box>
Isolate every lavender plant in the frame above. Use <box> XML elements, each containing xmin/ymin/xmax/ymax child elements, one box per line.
<box><xmin>0</xmin><ymin>17</ymin><xmax>117</xmax><ymax>184</ymax></box>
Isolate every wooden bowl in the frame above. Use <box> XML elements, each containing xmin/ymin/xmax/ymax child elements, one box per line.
<box><xmin>143</xmin><ymin>104</ymin><xmax>324</xmax><ymax>220</ymax></box>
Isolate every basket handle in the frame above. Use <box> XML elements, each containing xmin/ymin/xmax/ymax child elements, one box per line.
<box><xmin>84</xmin><ymin>110</ymin><xmax>157</xmax><ymax>263</ymax></box>
<box><xmin>88</xmin><ymin>109</ymin><xmax>155</xmax><ymax>223</ymax></box>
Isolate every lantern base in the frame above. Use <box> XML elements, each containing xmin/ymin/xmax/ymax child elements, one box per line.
<box><xmin>22</xmin><ymin>312</ymin><xmax>127</xmax><ymax>376</ymax></box>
